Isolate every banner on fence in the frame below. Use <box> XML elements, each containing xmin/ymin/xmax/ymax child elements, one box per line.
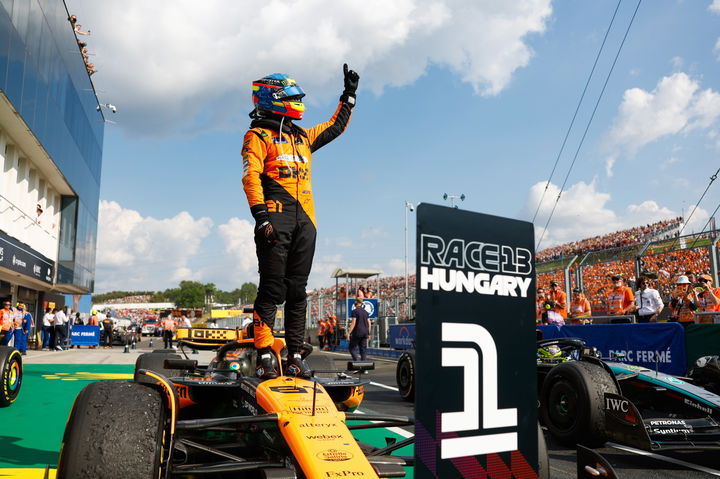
<box><xmin>388</xmin><ymin>323</ymin><xmax>415</xmax><ymax>349</ymax></box>
<box><xmin>537</xmin><ymin>323</ymin><xmax>686</xmax><ymax>375</ymax></box>
<box><xmin>70</xmin><ymin>325</ymin><xmax>100</xmax><ymax>346</ymax></box>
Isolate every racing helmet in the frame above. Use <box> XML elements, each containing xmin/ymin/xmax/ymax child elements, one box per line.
<box><xmin>252</xmin><ymin>73</ymin><xmax>305</xmax><ymax>120</ymax></box>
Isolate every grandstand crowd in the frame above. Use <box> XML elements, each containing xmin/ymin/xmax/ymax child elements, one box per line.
<box><xmin>536</xmin><ymin>217</ymin><xmax>682</xmax><ymax>262</ymax></box>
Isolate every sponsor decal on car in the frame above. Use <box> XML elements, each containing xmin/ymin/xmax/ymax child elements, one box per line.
<box><xmin>649</xmin><ymin>419</ymin><xmax>688</xmax><ymax>426</ymax></box>
<box><xmin>305</xmin><ymin>434</ymin><xmax>344</xmax><ymax>441</ymax></box>
<box><xmin>684</xmin><ymin>398</ymin><xmax>713</xmax><ymax>415</ymax></box>
<box><xmin>316</xmin><ymin>449</ymin><xmax>353</xmax><ymax>461</ymax></box>
<box><xmin>324</xmin><ymin>472</ymin><xmax>366</xmax><ymax>477</ymax></box>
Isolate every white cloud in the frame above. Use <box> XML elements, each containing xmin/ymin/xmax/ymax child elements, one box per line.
<box><xmin>526</xmin><ymin>180</ymin><xmax>684</xmax><ymax>249</ymax></box>
<box><xmin>96</xmin><ymin>200</ymin><xmax>213</xmax><ymax>291</ymax></box>
<box><xmin>604</xmin><ymin>157</ymin><xmax>616</xmax><ymax>177</ymax></box>
<box><xmin>216</xmin><ymin>217</ymin><xmax>257</xmax><ymax>276</ymax></box>
<box><xmin>682</xmin><ymin>205</ymin><xmax>711</xmax><ymax>234</ymax></box>
<box><xmin>67</xmin><ymin>0</ymin><xmax>552</xmax><ymax>136</ymax></box>
<box><xmin>660</xmin><ymin>156</ymin><xmax>681</xmax><ymax>169</ymax></box>
<box><xmin>710</xmin><ymin>0</ymin><xmax>720</xmax><ymax>13</ymax></box>
<box><xmin>604</xmin><ymin>73</ymin><xmax>720</xmax><ymax>158</ymax></box>
<box><xmin>387</xmin><ymin>258</ymin><xmax>408</xmax><ymax>276</ymax></box>
<box><xmin>309</xmin><ymin>254</ymin><xmax>344</xmax><ymax>289</ymax></box>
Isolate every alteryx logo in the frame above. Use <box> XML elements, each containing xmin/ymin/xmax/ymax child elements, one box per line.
<box><xmin>419</xmin><ymin>234</ymin><xmax>533</xmax><ymax>297</ymax></box>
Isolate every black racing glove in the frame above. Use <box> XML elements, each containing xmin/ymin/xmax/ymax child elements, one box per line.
<box><xmin>341</xmin><ymin>63</ymin><xmax>359</xmax><ymax>105</ymax></box>
<box><xmin>251</xmin><ymin>205</ymin><xmax>277</xmax><ymax>244</ymax></box>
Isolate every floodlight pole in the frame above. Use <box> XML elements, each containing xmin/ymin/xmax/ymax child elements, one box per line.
<box><xmin>404</xmin><ymin>201</ymin><xmax>414</xmax><ymax>313</ymax></box>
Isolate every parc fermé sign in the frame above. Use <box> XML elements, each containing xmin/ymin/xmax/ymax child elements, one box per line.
<box><xmin>415</xmin><ymin>204</ymin><xmax>538</xmax><ymax>479</ymax></box>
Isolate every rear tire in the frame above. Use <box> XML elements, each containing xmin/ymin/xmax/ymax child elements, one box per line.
<box><xmin>396</xmin><ymin>351</ymin><xmax>415</xmax><ymax>402</ymax></box>
<box><xmin>134</xmin><ymin>352</ymin><xmax>183</xmax><ymax>384</ymax></box>
<box><xmin>57</xmin><ymin>381</ymin><xmax>167</xmax><ymax>478</ymax></box>
<box><xmin>0</xmin><ymin>346</ymin><xmax>22</xmax><ymax>407</ymax></box>
<box><xmin>540</xmin><ymin>361</ymin><xmax>618</xmax><ymax>447</ymax></box>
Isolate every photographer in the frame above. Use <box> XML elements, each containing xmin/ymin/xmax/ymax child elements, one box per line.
<box><xmin>547</xmin><ymin>281</ymin><xmax>567</xmax><ymax>319</ymax></box>
<box><xmin>691</xmin><ymin>274</ymin><xmax>720</xmax><ymax>323</ymax></box>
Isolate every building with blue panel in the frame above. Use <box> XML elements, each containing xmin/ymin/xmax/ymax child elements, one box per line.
<box><xmin>0</xmin><ymin>0</ymin><xmax>103</xmax><ymax>318</ymax></box>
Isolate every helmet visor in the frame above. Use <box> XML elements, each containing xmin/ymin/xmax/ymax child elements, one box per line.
<box><xmin>272</xmin><ymin>85</ymin><xmax>305</xmax><ymax>100</ymax></box>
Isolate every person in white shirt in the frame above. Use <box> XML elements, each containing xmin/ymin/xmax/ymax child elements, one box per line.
<box><xmin>42</xmin><ymin>308</ymin><xmax>54</xmax><ymax>350</ymax></box>
<box><xmin>54</xmin><ymin>307</ymin><xmax>68</xmax><ymax>350</ymax></box>
<box><xmin>631</xmin><ymin>276</ymin><xmax>664</xmax><ymax>323</ymax></box>
<box><xmin>181</xmin><ymin>315</ymin><xmax>192</xmax><ymax>329</ymax></box>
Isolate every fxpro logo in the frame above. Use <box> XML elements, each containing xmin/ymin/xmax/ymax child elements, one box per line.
<box><xmin>440</xmin><ymin>322</ymin><xmax>517</xmax><ymax>459</ymax></box>
<box><xmin>420</xmin><ymin>235</ymin><xmax>532</xmax><ymax>298</ymax></box>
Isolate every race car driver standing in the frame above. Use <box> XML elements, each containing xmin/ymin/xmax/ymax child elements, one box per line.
<box><xmin>242</xmin><ymin>64</ymin><xmax>359</xmax><ymax>379</ymax></box>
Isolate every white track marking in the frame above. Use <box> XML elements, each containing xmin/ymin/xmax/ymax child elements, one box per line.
<box><xmin>607</xmin><ymin>442</ymin><xmax>720</xmax><ymax>476</ymax></box>
<box><xmin>356</xmin><ymin>409</ymin><xmax>415</xmax><ymax>439</ymax></box>
<box><xmin>369</xmin><ymin>381</ymin><xmax>399</xmax><ymax>391</ymax></box>
<box><xmin>320</xmin><ymin>350</ymin><xmax>399</xmax><ymax>363</ymax></box>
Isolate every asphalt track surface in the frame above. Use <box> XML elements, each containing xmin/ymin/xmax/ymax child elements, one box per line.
<box><xmin>316</xmin><ymin>350</ymin><xmax>720</xmax><ymax>478</ymax></box>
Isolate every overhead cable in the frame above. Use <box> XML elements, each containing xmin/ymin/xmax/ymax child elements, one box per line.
<box><xmin>536</xmin><ymin>0</ymin><xmax>643</xmax><ymax>251</ymax></box>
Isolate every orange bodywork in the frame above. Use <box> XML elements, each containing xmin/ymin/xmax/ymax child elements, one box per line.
<box><xmin>256</xmin><ymin>377</ymin><xmax>378</xmax><ymax>479</ymax></box>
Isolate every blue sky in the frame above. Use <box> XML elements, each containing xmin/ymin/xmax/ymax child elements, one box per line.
<box><xmin>66</xmin><ymin>0</ymin><xmax>720</xmax><ymax>293</ymax></box>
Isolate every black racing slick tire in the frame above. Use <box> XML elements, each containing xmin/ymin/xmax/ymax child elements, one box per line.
<box><xmin>540</xmin><ymin>360</ymin><xmax>618</xmax><ymax>447</ymax></box>
<box><xmin>57</xmin><ymin>381</ymin><xmax>167</xmax><ymax>479</ymax></box>
<box><xmin>134</xmin><ymin>352</ymin><xmax>183</xmax><ymax>384</ymax></box>
<box><xmin>0</xmin><ymin>346</ymin><xmax>22</xmax><ymax>407</ymax></box>
<box><xmin>396</xmin><ymin>351</ymin><xmax>415</xmax><ymax>402</ymax></box>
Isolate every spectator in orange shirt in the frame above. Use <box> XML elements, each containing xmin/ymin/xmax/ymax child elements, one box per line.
<box><xmin>606</xmin><ymin>274</ymin><xmax>634</xmax><ymax>316</ymax></box>
<box><xmin>317</xmin><ymin>318</ymin><xmax>327</xmax><ymax>349</ymax></box>
<box><xmin>161</xmin><ymin>314</ymin><xmax>176</xmax><ymax>349</ymax></box>
<box><xmin>0</xmin><ymin>301</ymin><xmax>13</xmax><ymax>345</ymax></box>
<box><xmin>569</xmin><ymin>289</ymin><xmax>592</xmax><ymax>324</ymax></box>
<box><xmin>547</xmin><ymin>281</ymin><xmax>567</xmax><ymax>319</ymax></box>
<box><xmin>536</xmin><ymin>287</ymin><xmax>547</xmax><ymax>323</ymax></box>
<box><xmin>324</xmin><ymin>313</ymin><xmax>336</xmax><ymax>350</ymax></box>
<box><xmin>692</xmin><ymin>274</ymin><xmax>719</xmax><ymax>323</ymax></box>
<box><xmin>669</xmin><ymin>275</ymin><xmax>697</xmax><ymax>325</ymax></box>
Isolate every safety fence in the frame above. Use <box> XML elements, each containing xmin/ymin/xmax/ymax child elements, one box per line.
<box><xmin>537</xmin><ymin>230</ymin><xmax>719</xmax><ymax>314</ymax></box>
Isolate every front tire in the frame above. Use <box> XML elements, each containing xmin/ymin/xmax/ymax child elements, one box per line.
<box><xmin>134</xmin><ymin>352</ymin><xmax>183</xmax><ymax>384</ymax></box>
<box><xmin>540</xmin><ymin>361</ymin><xmax>618</xmax><ymax>447</ymax></box>
<box><xmin>396</xmin><ymin>351</ymin><xmax>415</xmax><ymax>402</ymax></box>
<box><xmin>0</xmin><ymin>346</ymin><xmax>22</xmax><ymax>407</ymax></box>
<box><xmin>57</xmin><ymin>381</ymin><xmax>167</xmax><ymax>478</ymax></box>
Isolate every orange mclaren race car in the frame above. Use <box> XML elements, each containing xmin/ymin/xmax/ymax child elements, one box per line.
<box><xmin>56</xmin><ymin>326</ymin><xmax>413</xmax><ymax>478</ymax></box>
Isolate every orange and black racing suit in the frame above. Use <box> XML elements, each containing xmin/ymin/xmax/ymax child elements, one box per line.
<box><xmin>242</xmin><ymin>98</ymin><xmax>354</xmax><ymax>354</ymax></box>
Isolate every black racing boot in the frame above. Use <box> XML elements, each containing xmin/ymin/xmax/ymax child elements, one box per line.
<box><xmin>284</xmin><ymin>352</ymin><xmax>312</xmax><ymax>379</ymax></box>
<box><xmin>256</xmin><ymin>348</ymin><xmax>279</xmax><ymax>380</ymax></box>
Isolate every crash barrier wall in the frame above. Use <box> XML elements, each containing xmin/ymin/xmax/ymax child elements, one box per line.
<box><xmin>538</xmin><ymin>323</ymin><xmax>687</xmax><ymax>375</ymax></box>
<box><xmin>685</xmin><ymin>324</ymin><xmax>720</xmax><ymax>367</ymax></box>
<box><xmin>536</xmin><ymin>230</ymin><xmax>719</xmax><ymax>312</ymax></box>
<box><xmin>69</xmin><ymin>325</ymin><xmax>100</xmax><ymax>346</ymax></box>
